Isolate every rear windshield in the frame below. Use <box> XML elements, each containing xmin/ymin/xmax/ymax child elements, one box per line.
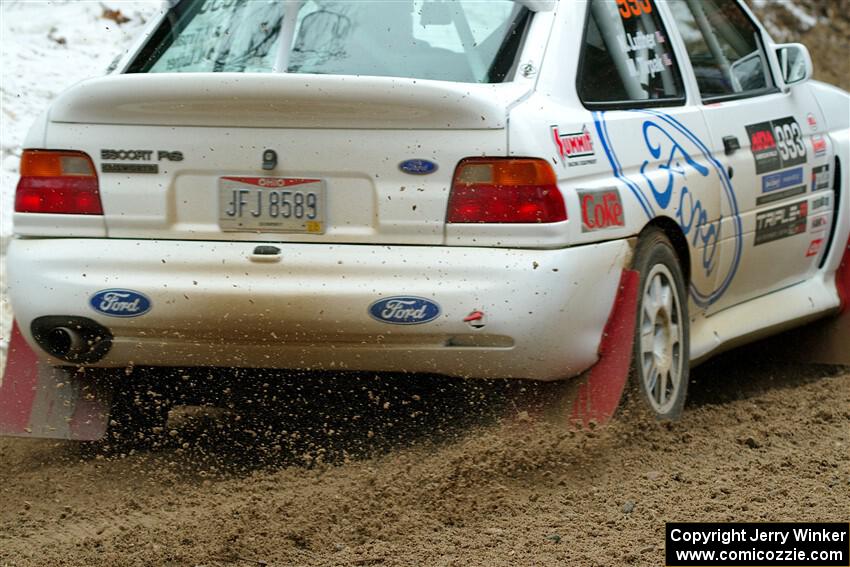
<box><xmin>126</xmin><ymin>0</ymin><xmax>530</xmax><ymax>83</ymax></box>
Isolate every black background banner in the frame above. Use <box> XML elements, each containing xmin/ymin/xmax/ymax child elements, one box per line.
<box><xmin>666</xmin><ymin>522</ymin><xmax>849</xmax><ymax>566</ymax></box>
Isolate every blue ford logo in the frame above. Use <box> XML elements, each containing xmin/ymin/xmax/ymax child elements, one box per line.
<box><xmin>90</xmin><ymin>289</ymin><xmax>151</xmax><ymax>318</ymax></box>
<box><xmin>369</xmin><ymin>296</ymin><xmax>440</xmax><ymax>325</ymax></box>
<box><xmin>399</xmin><ymin>159</ymin><xmax>438</xmax><ymax>175</ymax></box>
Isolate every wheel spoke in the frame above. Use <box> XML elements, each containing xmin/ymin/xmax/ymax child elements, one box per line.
<box><xmin>652</xmin><ymin>275</ymin><xmax>662</xmax><ymax>308</ymax></box>
<box><xmin>658</xmin><ymin>369</ymin><xmax>669</xmax><ymax>405</ymax></box>
<box><xmin>645</xmin><ymin>360</ymin><xmax>658</xmax><ymax>393</ymax></box>
<box><xmin>640</xmin><ymin>328</ymin><xmax>655</xmax><ymax>354</ymax></box>
<box><xmin>661</xmin><ymin>282</ymin><xmax>673</xmax><ymax>314</ymax></box>
<box><xmin>669</xmin><ymin>323</ymin><xmax>680</xmax><ymax>346</ymax></box>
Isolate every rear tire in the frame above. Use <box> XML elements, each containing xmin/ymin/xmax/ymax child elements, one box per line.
<box><xmin>627</xmin><ymin>228</ymin><xmax>689</xmax><ymax>420</ymax></box>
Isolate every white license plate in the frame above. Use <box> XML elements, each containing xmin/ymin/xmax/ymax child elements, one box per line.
<box><xmin>218</xmin><ymin>176</ymin><xmax>325</xmax><ymax>233</ymax></box>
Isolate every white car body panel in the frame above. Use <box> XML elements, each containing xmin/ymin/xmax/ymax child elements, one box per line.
<box><xmin>7</xmin><ymin>238</ymin><xmax>628</xmax><ymax>380</ymax></box>
<box><xmin>6</xmin><ymin>0</ymin><xmax>849</xmax><ymax>380</ymax></box>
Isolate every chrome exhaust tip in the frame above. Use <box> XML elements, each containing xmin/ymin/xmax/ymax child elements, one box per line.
<box><xmin>31</xmin><ymin>316</ymin><xmax>113</xmax><ymax>363</ymax></box>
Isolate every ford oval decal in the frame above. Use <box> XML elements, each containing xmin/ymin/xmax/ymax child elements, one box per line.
<box><xmin>399</xmin><ymin>159</ymin><xmax>437</xmax><ymax>175</ymax></box>
<box><xmin>90</xmin><ymin>289</ymin><xmax>152</xmax><ymax>318</ymax></box>
<box><xmin>369</xmin><ymin>296</ymin><xmax>441</xmax><ymax>325</ymax></box>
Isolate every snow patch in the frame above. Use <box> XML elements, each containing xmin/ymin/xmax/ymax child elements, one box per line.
<box><xmin>1</xmin><ymin>0</ymin><xmax>163</xmax><ymax>375</ymax></box>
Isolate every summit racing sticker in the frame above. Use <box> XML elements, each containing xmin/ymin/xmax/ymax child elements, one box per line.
<box><xmin>745</xmin><ymin>117</ymin><xmax>806</xmax><ymax>174</ymax></box>
<box><xmin>755</xmin><ymin>201</ymin><xmax>808</xmax><ymax>246</ymax></box>
<box><xmin>551</xmin><ymin>125</ymin><xmax>597</xmax><ymax>167</ymax></box>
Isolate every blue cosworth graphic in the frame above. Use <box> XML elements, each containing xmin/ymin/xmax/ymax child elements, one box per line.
<box><xmin>369</xmin><ymin>296</ymin><xmax>441</xmax><ymax>325</ymax></box>
<box><xmin>762</xmin><ymin>167</ymin><xmax>804</xmax><ymax>193</ymax></box>
<box><xmin>593</xmin><ymin>110</ymin><xmax>743</xmax><ymax>307</ymax></box>
<box><xmin>90</xmin><ymin>289</ymin><xmax>152</xmax><ymax>317</ymax></box>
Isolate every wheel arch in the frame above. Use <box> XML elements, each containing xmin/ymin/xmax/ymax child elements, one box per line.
<box><xmin>638</xmin><ymin>217</ymin><xmax>691</xmax><ymax>286</ymax></box>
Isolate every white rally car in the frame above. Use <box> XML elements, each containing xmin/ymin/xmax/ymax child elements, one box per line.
<box><xmin>5</xmin><ymin>0</ymin><xmax>849</xmax><ymax>430</ymax></box>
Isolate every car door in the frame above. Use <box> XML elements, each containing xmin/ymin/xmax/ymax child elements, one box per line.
<box><xmin>552</xmin><ymin>0</ymin><xmax>737</xmax><ymax>317</ymax></box>
<box><xmin>666</xmin><ymin>0</ymin><xmax>831</xmax><ymax>314</ymax></box>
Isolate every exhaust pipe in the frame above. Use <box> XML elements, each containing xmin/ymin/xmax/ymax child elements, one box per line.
<box><xmin>46</xmin><ymin>326</ymin><xmax>86</xmax><ymax>358</ymax></box>
<box><xmin>31</xmin><ymin>316</ymin><xmax>113</xmax><ymax>364</ymax></box>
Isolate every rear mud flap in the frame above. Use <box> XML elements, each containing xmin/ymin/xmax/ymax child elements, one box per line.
<box><xmin>0</xmin><ymin>320</ymin><xmax>110</xmax><ymax>440</ymax></box>
<box><xmin>776</xmin><ymin>241</ymin><xmax>850</xmax><ymax>365</ymax></box>
<box><xmin>786</xmin><ymin>309</ymin><xmax>850</xmax><ymax>365</ymax></box>
<box><xmin>567</xmin><ymin>269</ymin><xmax>640</xmax><ymax>427</ymax></box>
<box><xmin>520</xmin><ymin>269</ymin><xmax>640</xmax><ymax>428</ymax></box>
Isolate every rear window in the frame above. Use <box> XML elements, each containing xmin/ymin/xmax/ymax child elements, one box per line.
<box><xmin>126</xmin><ymin>0</ymin><xmax>530</xmax><ymax>83</ymax></box>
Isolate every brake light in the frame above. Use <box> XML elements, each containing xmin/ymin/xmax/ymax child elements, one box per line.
<box><xmin>446</xmin><ymin>158</ymin><xmax>566</xmax><ymax>223</ymax></box>
<box><xmin>15</xmin><ymin>150</ymin><xmax>102</xmax><ymax>215</ymax></box>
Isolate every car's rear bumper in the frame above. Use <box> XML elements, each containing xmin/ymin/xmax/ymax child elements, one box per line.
<box><xmin>7</xmin><ymin>238</ymin><xmax>631</xmax><ymax>380</ymax></box>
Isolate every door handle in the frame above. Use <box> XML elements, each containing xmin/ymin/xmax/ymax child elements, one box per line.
<box><xmin>723</xmin><ymin>135</ymin><xmax>741</xmax><ymax>156</ymax></box>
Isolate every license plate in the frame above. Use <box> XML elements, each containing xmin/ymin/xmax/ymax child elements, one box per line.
<box><xmin>218</xmin><ymin>176</ymin><xmax>325</xmax><ymax>233</ymax></box>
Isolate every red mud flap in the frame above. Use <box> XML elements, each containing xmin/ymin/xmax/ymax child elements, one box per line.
<box><xmin>528</xmin><ymin>270</ymin><xmax>640</xmax><ymax>428</ymax></box>
<box><xmin>567</xmin><ymin>269</ymin><xmax>640</xmax><ymax>427</ymax></box>
<box><xmin>777</xmin><ymin>239</ymin><xmax>850</xmax><ymax>365</ymax></box>
<box><xmin>0</xmin><ymin>320</ymin><xmax>110</xmax><ymax>440</ymax></box>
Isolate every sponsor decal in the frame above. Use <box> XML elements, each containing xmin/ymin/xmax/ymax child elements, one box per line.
<box><xmin>399</xmin><ymin>159</ymin><xmax>437</xmax><ymax>175</ymax></box>
<box><xmin>90</xmin><ymin>289</ymin><xmax>152</xmax><ymax>318</ymax></box>
<box><xmin>811</xmin><ymin>135</ymin><xmax>827</xmax><ymax>157</ymax></box>
<box><xmin>757</xmin><ymin>167</ymin><xmax>806</xmax><ymax>205</ymax></box>
<box><xmin>369</xmin><ymin>296</ymin><xmax>440</xmax><ymax>325</ymax></box>
<box><xmin>552</xmin><ymin>125</ymin><xmax>597</xmax><ymax>167</ymax></box>
<box><xmin>755</xmin><ymin>201</ymin><xmax>807</xmax><ymax>246</ymax></box>
<box><xmin>756</xmin><ymin>185</ymin><xmax>806</xmax><ymax>206</ymax></box>
<box><xmin>810</xmin><ymin>216</ymin><xmax>829</xmax><ymax>233</ymax></box>
<box><xmin>745</xmin><ymin>117</ymin><xmax>806</xmax><ymax>174</ymax></box>
<box><xmin>463</xmin><ymin>310</ymin><xmax>486</xmax><ymax>329</ymax></box>
<box><xmin>594</xmin><ymin>110</ymin><xmax>742</xmax><ymax>307</ymax></box>
<box><xmin>812</xmin><ymin>194</ymin><xmax>831</xmax><ymax>211</ymax></box>
<box><xmin>761</xmin><ymin>167</ymin><xmax>803</xmax><ymax>193</ymax></box>
<box><xmin>811</xmin><ymin>164</ymin><xmax>830</xmax><ymax>191</ymax></box>
<box><xmin>578</xmin><ymin>188</ymin><xmax>625</xmax><ymax>232</ymax></box>
<box><xmin>806</xmin><ymin>239</ymin><xmax>823</xmax><ymax>257</ymax></box>
<box><xmin>806</xmin><ymin>113</ymin><xmax>818</xmax><ymax>131</ymax></box>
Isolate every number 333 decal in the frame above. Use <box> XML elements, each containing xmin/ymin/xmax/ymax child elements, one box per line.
<box><xmin>746</xmin><ymin>117</ymin><xmax>807</xmax><ymax>174</ymax></box>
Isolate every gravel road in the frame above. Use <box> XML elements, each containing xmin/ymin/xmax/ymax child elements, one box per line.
<box><xmin>0</xmin><ymin>346</ymin><xmax>847</xmax><ymax>567</ymax></box>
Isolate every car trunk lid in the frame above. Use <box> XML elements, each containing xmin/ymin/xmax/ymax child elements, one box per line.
<box><xmin>43</xmin><ymin>74</ymin><xmax>524</xmax><ymax>245</ymax></box>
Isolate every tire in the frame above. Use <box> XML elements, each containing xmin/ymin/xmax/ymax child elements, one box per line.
<box><xmin>628</xmin><ymin>228</ymin><xmax>690</xmax><ymax>420</ymax></box>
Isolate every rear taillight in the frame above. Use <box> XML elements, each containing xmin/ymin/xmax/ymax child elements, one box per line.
<box><xmin>446</xmin><ymin>158</ymin><xmax>566</xmax><ymax>223</ymax></box>
<box><xmin>15</xmin><ymin>150</ymin><xmax>102</xmax><ymax>215</ymax></box>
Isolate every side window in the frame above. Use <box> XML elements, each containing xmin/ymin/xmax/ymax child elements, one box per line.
<box><xmin>577</xmin><ymin>0</ymin><xmax>685</xmax><ymax>107</ymax></box>
<box><xmin>667</xmin><ymin>0</ymin><xmax>775</xmax><ymax>100</ymax></box>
